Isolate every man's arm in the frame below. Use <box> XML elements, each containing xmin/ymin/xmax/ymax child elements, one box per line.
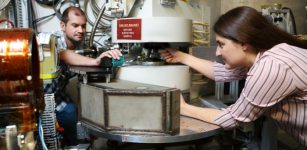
<box><xmin>59</xmin><ymin>49</ymin><xmax>122</xmax><ymax>66</ymax></box>
<box><xmin>59</xmin><ymin>50</ymin><xmax>99</xmax><ymax>66</ymax></box>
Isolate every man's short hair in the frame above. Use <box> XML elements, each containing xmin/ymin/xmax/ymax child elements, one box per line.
<box><xmin>61</xmin><ymin>6</ymin><xmax>86</xmax><ymax>24</ymax></box>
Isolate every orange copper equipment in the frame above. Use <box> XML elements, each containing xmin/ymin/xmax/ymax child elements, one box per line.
<box><xmin>0</xmin><ymin>28</ymin><xmax>44</xmax><ymax>132</ymax></box>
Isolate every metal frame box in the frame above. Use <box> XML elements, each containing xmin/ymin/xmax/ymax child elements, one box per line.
<box><xmin>79</xmin><ymin>80</ymin><xmax>180</xmax><ymax>135</ymax></box>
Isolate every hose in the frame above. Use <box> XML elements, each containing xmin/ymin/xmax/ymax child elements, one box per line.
<box><xmin>282</xmin><ymin>7</ymin><xmax>297</xmax><ymax>35</ymax></box>
<box><xmin>89</xmin><ymin>0</ymin><xmax>111</xmax><ymax>28</ymax></box>
<box><xmin>0</xmin><ymin>19</ymin><xmax>15</xmax><ymax>28</ymax></box>
<box><xmin>88</xmin><ymin>3</ymin><xmax>106</xmax><ymax>48</ymax></box>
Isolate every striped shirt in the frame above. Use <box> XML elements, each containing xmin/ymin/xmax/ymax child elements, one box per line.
<box><xmin>213</xmin><ymin>43</ymin><xmax>307</xmax><ymax>147</ymax></box>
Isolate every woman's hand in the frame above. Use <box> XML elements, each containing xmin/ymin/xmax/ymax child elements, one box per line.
<box><xmin>159</xmin><ymin>48</ymin><xmax>187</xmax><ymax>64</ymax></box>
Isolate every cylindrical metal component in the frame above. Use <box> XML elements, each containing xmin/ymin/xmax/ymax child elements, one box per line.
<box><xmin>112</xmin><ymin>17</ymin><xmax>192</xmax><ymax>43</ymax></box>
<box><xmin>0</xmin><ymin>28</ymin><xmax>38</xmax><ymax>80</ymax></box>
<box><xmin>5</xmin><ymin>125</ymin><xmax>18</xmax><ymax>150</ymax></box>
<box><xmin>215</xmin><ymin>82</ymin><xmax>224</xmax><ymax>100</ymax></box>
<box><xmin>0</xmin><ymin>28</ymin><xmax>43</xmax><ymax>132</ymax></box>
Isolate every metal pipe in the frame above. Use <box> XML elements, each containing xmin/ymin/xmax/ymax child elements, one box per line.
<box><xmin>27</xmin><ymin>0</ymin><xmax>34</xmax><ymax>29</ymax></box>
<box><xmin>89</xmin><ymin>3</ymin><xmax>106</xmax><ymax>48</ymax></box>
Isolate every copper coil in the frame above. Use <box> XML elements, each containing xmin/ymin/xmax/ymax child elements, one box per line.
<box><xmin>0</xmin><ymin>28</ymin><xmax>43</xmax><ymax>132</ymax></box>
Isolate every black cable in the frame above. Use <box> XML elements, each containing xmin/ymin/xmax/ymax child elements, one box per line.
<box><xmin>35</xmin><ymin>0</ymin><xmax>60</xmax><ymax>7</ymax></box>
<box><xmin>0</xmin><ymin>19</ymin><xmax>15</xmax><ymax>27</ymax></box>
<box><xmin>10</xmin><ymin>0</ymin><xmax>18</xmax><ymax>27</ymax></box>
<box><xmin>34</xmin><ymin>13</ymin><xmax>56</xmax><ymax>23</ymax></box>
<box><xmin>94</xmin><ymin>40</ymin><xmax>104</xmax><ymax>47</ymax></box>
<box><xmin>28</xmin><ymin>0</ymin><xmax>35</xmax><ymax>30</ymax></box>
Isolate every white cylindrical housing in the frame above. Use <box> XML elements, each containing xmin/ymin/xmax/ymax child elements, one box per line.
<box><xmin>116</xmin><ymin>65</ymin><xmax>191</xmax><ymax>91</ymax></box>
<box><xmin>112</xmin><ymin>17</ymin><xmax>192</xmax><ymax>43</ymax></box>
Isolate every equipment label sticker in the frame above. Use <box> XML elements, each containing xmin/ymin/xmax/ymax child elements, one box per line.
<box><xmin>117</xmin><ymin>19</ymin><xmax>141</xmax><ymax>40</ymax></box>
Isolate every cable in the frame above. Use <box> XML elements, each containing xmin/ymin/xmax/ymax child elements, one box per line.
<box><xmin>35</xmin><ymin>0</ymin><xmax>60</xmax><ymax>7</ymax></box>
<box><xmin>38</xmin><ymin>117</ymin><xmax>48</xmax><ymax>150</ymax></box>
<box><xmin>282</xmin><ymin>7</ymin><xmax>297</xmax><ymax>35</ymax></box>
<box><xmin>28</xmin><ymin>0</ymin><xmax>36</xmax><ymax>30</ymax></box>
<box><xmin>32</xmin><ymin>1</ymin><xmax>57</xmax><ymax>30</ymax></box>
<box><xmin>34</xmin><ymin>13</ymin><xmax>56</xmax><ymax>24</ymax></box>
<box><xmin>0</xmin><ymin>19</ymin><xmax>15</xmax><ymax>28</ymax></box>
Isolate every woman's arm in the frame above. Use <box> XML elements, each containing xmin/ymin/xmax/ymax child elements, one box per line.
<box><xmin>160</xmin><ymin>49</ymin><xmax>215</xmax><ymax>80</ymax></box>
<box><xmin>215</xmin><ymin>58</ymin><xmax>296</xmax><ymax>129</ymax></box>
<box><xmin>180</xmin><ymin>95</ymin><xmax>222</xmax><ymax>124</ymax></box>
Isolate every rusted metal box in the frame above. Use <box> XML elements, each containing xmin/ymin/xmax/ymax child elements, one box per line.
<box><xmin>79</xmin><ymin>80</ymin><xmax>180</xmax><ymax>135</ymax></box>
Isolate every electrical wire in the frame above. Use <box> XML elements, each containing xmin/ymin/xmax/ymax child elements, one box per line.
<box><xmin>28</xmin><ymin>0</ymin><xmax>37</xmax><ymax>31</ymax></box>
<box><xmin>0</xmin><ymin>19</ymin><xmax>15</xmax><ymax>28</ymax></box>
<box><xmin>38</xmin><ymin>117</ymin><xmax>48</xmax><ymax>150</ymax></box>
<box><xmin>32</xmin><ymin>0</ymin><xmax>58</xmax><ymax>30</ymax></box>
<box><xmin>35</xmin><ymin>0</ymin><xmax>60</xmax><ymax>7</ymax></box>
<box><xmin>34</xmin><ymin>13</ymin><xmax>56</xmax><ymax>24</ymax></box>
<box><xmin>282</xmin><ymin>7</ymin><xmax>297</xmax><ymax>35</ymax></box>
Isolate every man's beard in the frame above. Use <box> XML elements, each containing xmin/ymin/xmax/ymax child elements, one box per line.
<box><xmin>67</xmin><ymin>35</ymin><xmax>83</xmax><ymax>44</ymax></box>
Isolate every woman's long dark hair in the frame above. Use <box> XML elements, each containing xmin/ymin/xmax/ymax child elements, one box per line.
<box><xmin>213</xmin><ymin>6</ymin><xmax>307</xmax><ymax>51</ymax></box>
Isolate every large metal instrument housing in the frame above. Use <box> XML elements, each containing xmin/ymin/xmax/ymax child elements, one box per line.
<box><xmin>79</xmin><ymin>80</ymin><xmax>180</xmax><ymax>135</ymax></box>
<box><xmin>111</xmin><ymin>17</ymin><xmax>192</xmax><ymax>43</ymax></box>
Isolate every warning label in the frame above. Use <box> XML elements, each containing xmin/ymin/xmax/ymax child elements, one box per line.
<box><xmin>117</xmin><ymin>19</ymin><xmax>141</xmax><ymax>40</ymax></box>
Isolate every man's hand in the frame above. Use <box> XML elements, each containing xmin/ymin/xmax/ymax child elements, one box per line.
<box><xmin>97</xmin><ymin>50</ymin><xmax>122</xmax><ymax>60</ymax></box>
<box><xmin>95</xmin><ymin>50</ymin><xmax>122</xmax><ymax>66</ymax></box>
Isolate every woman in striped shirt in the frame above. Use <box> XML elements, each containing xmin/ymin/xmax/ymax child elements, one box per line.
<box><xmin>160</xmin><ymin>6</ymin><xmax>307</xmax><ymax>147</ymax></box>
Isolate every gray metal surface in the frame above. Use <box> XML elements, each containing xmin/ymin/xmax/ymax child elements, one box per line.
<box><xmin>69</xmin><ymin>66</ymin><xmax>111</xmax><ymax>75</ymax></box>
<box><xmin>82</xmin><ymin>115</ymin><xmax>222</xmax><ymax>143</ymax></box>
<box><xmin>80</xmin><ymin>81</ymin><xmax>180</xmax><ymax>135</ymax></box>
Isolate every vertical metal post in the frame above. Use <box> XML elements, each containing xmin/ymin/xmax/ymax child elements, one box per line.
<box><xmin>215</xmin><ymin>82</ymin><xmax>224</xmax><ymax>100</ymax></box>
<box><xmin>229</xmin><ymin>80</ymin><xmax>239</xmax><ymax>100</ymax></box>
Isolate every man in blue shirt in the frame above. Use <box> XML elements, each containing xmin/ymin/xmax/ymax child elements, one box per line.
<box><xmin>45</xmin><ymin>6</ymin><xmax>122</xmax><ymax>146</ymax></box>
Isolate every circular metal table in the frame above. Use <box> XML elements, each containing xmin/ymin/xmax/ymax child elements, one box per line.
<box><xmin>82</xmin><ymin>115</ymin><xmax>222</xmax><ymax>144</ymax></box>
